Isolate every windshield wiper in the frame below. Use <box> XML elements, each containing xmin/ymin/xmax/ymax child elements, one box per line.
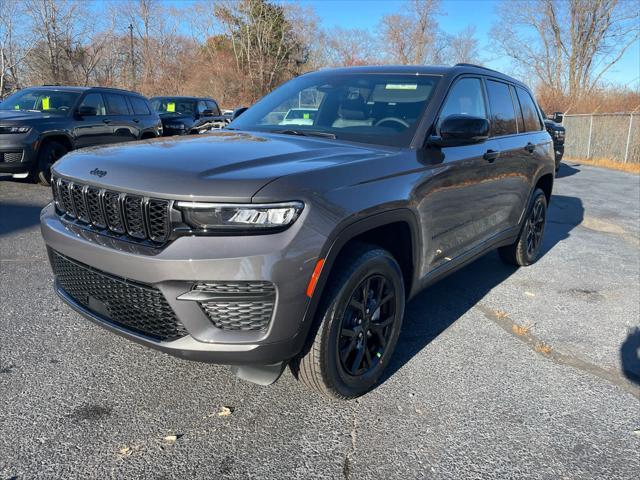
<box><xmin>273</xmin><ymin>129</ymin><xmax>336</xmax><ymax>139</ymax></box>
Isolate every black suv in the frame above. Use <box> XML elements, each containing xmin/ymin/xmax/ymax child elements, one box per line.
<box><xmin>42</xmin><ymin>64</ymin><xmax>555</xmax><ymax>399</ymax></box>
<box><xmin>541</xmin><ymin>110</ymin><xmax>565</xmax><ymax>170</ymax></box>
<box><xmin>0</xmin><ymin>86</ymin><xmax>162</xmax><ymax>185</ymax></box>
<box><xmin>150</xmin><ymin>96</ymin><xmax>226</xmax><ymax>136</ymax></box>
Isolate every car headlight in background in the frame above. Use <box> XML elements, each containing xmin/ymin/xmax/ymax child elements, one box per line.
<box><xmin>175</xmin><ymin>201</ymin><xmax>304</xmax><ymax>232</ymax></box>
<box><xmin>0</xmin><ymin>126</ymin><xmax>31</xmax><ymax>134</ymax></box>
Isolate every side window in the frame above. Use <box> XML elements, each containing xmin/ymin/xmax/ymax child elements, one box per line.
<box><xmin>439</xmin><ymin>77</ymin><xmax>487</xmax><ymax>122</ymax></box>
<box><xmin>486</xmin><ymin>79</ymin><xmax>518</xmax><ymax>136</ymax></box>
<box><xmin>197</xmin><ymin>101</ymin><xmax>207</xmax><ymax>115</ymax></box>
<box><xmin>104</xmin><ymin>93</ymin><xmax>130</xmax><ymax>115</ymax></box>
<box><xmin>129</xmin><ymin>96</ymin><xmax>151</xmax><ymax>115</ymax></box>
<box><xmin>516</xmin><ymin>87</ymin><xmax>543</xmax><ymax>132</ymax></box>
<box><xmin>206</xmin><ymin>100</ymin><xmax>220</xmax><ymax>116</ymax></box>
<box><xmin>79</xmin><ymin>93</ymin><xmax>106</xmax><ymax>116</ymax></box>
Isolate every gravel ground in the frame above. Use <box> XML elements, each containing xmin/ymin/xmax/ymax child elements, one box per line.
<box><xmin>1</xmin><ymin>162</ymin><xmax>639</xmax><ymax>479</ymax></box>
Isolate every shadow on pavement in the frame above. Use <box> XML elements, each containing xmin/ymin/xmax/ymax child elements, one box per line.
<box><xmin>621</xmin><ymin>328</ymin><xmax>640</xmax><ymax>385</ymax></box>
<box><xmin>380</xmin><ymin>194</ymin><xmax>584</xmax><ymax>385</ymax></box>
<box><xmin>555</xmin><ymin>163</ymin><xmax>580</xmax><ymax>178</ymax></box>
<box><xmin>0</xmin><ymin>202</ymin><xmax>45</xmax><ymax>237</ymax></box>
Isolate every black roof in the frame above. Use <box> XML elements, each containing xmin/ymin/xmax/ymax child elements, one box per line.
<box><xmin>149</xmin><ymin>95</ymin><xmax>215</xmax><ymax>102</ymax></box>
<box><xmin>32</xmin><ymin>85</ymin><xmax>143</xmax><ymax>95</ymax></box>
<box><xmin>308</xmin><ymin>64</ymin><xmax>526</xmax><ymax>88</ymax></box>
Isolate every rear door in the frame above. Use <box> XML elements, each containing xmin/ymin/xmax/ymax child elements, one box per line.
<box><xmin>484</xmin><ymin>79</ymin><xmax>536</xmax><ymax>231</ymax></box>
<box><xmin>73</xmin><ymin>93</ymin><xmax>113</xmax><ymax>148</ymax></box>
<box><xmin>423</xmin><ymin>76</ymin><xmax>504</xmax><ymax>269</ymax></box>
<box><xmin>104</xmin><ymin>93</ymin><xmax>138</xmax><ymax>143</ymax></box>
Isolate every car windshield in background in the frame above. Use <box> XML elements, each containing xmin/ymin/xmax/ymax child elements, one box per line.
<box><xmin>0</xmin><ymin>89</ymin><xmax>80</xmax><ymax>115</ymax></box>
<box><xmin>151</xmin><ymin>98</ymin><xmax>196</xmax><ymax>115</ymax></box>
<box><xmin>229</xmin><ymin>73</ymin><xmax>440</xmax><ymax>147</ymax></box>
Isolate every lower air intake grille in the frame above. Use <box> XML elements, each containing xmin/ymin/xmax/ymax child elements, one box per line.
<box><xmin>0</xmin><ymin>151</ymin><xmax>23</xmax><ymax>163</ymax></box>
<box><xmin>192</xmin><ymin>281</ymin><xmax>275</xmax><ymax>332</ymax></box>
<box><xmin>51</xmin><ymin>251</ymin><xmax>187</xmax><ymax>341</ymax></box>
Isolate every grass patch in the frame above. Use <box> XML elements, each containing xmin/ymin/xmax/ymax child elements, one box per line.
<box><xmin>535</xmin><ymin>342</ymin><xmax>553</xmax><ymax>354</ymax></box>
<box><xmin>565</xmin><ymin>157</ymin><xmax>640</xmax><ymax>174</ymax></box>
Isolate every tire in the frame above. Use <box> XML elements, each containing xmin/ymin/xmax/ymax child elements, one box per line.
<box><xmin>36</xmin><ymin>141</ymin><xmax>68</xmax><ymax>186</ymax></box>
<box><xmin>499</xmin><ymin>188</ymin><xmax>548</xmax><ymax>266</ymax></box>
<box><xmin>291</xmin><ymin>244</ymin><xmax>405</xmax><ymax>399</ymax></box>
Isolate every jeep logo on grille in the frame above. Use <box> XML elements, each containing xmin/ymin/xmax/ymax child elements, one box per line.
<box><xmin>90</xmin><ymin>168</ymin><xmax>107</xmax><ymax>178</ymax></box>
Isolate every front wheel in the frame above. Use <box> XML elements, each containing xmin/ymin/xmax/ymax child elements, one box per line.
<box><xmin>499</xmin><ymin>188</ymin><xmax>548</xmax><ymax>266</ymax></box>
<box><xmin>36</xmin><ymin>141</ymin><xmax>68</xmax><ymax>186</ymax></box>
<box><xmin>291</xmin><ymin>245</ymin><xmax>405</xmax><ymax>399</ymax></box>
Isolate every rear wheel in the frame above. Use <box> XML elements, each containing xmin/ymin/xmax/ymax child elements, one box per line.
<box><xmin>499</xmin><ymin>188</ymin><xmax>547</xmax><ymax>266</ymax></box>
<box><xmin>292</xmin><ymin>245</ymin><xmax>405</xmax><ymax>399</ymax></box>
<box><xmin>36</xmin><ymin>141</ymin><xmax>68</xmax><ymax>186</ymax></box>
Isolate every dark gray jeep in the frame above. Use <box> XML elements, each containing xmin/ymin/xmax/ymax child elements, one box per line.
<box><xmin>41</xmin><ymin>64</ymin><xmax>555</xmax><ymax>399</ymax></box>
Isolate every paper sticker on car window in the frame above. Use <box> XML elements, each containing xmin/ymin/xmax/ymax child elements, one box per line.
<box><xmin>167</xmin><ymin>102</ymin><xmax>175</xmax><ymax>112</ymax></box>
<box><xmin>42</xmin><ymin>97</ymin><xmax>50</xmax><ymax>110</ymax></box>
<box><xmin>385</xmin><ymin>84</ymin><xmax>418</xmax><ymax>90</ymax></box>
<box><xmin>303</xmin><ymin>113</ymin><xmax>310</xmax><ymax>119</ymax></box>
<box><xmin>14</xmin><ymin>104</ymin><xmax>20</xmax><ymax>110</ymax></box>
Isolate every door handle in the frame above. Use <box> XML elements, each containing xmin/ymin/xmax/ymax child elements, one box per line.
<box><xmin>525</xmin><ymin>142</ymin><xmax>535</xmax><ymax>153</ymax></box>
<box><xmin>483</xmin><ymin>149</ymin><xmax>499</xmax><ymax>162</ymax></box>
<box><xmin>102</xmin><ymin>119</ymin><xmax>111</xmax><ymax>124</ymax></box>
<box><xmin>132</xmin><ymin>118</ymin><xmax>140</xmax><ymax>123</ymax></box>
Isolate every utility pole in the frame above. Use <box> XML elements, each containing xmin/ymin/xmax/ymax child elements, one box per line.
<box><xmin>128</xmin><ymin>24</ymin><xmax>135</xmax><ymax>90</ymax></box>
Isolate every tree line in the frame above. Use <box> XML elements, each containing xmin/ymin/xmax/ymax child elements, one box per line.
<box><xmin>1</xmin><ymin>0</ymin><xmax>638</xmax><ymax>113</ymax></box>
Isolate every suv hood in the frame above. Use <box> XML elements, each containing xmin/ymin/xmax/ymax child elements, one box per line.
<box><xmin>52</xmin><ymin>130</ymin><xmax>391</xmax><ymax>202</ymax></box>
<box><xmin>0</xmin><ymin>110</ymin><xmax>57</xmax><ymax>123</ymax></box>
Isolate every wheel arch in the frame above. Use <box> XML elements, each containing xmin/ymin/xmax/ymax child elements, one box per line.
<box><xmin>39</xmin><ymin>133</ymin><xmax>74</xmax><ymax>152</ymax></box>
<box><xmin>294</xmin><ymin>208</ymin><xmax>421</xmax><ymax>353</ymax></box>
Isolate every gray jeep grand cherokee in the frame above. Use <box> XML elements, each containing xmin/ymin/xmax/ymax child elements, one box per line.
<box><xmin>41</xmin><ymin>64</ymin><xmax>555</xmax><ymax>399</ymax></box>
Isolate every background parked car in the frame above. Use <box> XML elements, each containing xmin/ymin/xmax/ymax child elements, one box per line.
<box><xmin>0</xmin><ymin>86</ymin><xmax>161</xmax><ymax>185</ymax></box>
<box><xmin>541</xmin><ymin>109</ymin><xmax>565</xmax><ymax>170</ymax></box>
<box><xmin>150</xmin><ymin>96</ymin><xmax>229</xmax><ymax>135</ymax></box>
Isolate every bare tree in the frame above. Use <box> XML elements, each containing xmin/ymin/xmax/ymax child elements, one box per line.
<box><xmin>0</xmin><ymin>1</ymin><xmax>33</xmax><ymax>96</ymax></box>
<box><xmin>492</xmin><ymin>0</ymin><xmax>640</xmax><ymax>100</ymax></box>
<box><xmin>445</xmin><ymin>25</ymin><xmax>480</xmax><ymax>64</ymax></box>
<box><xmin>320</xmin><ymin>27</ymin><xmax>379</xmax><ymax>67</ymax></box>
<box><xmin>379</xmin><ymin>0</ymin><xmax>446</xmax><ymax>64</ymax></box>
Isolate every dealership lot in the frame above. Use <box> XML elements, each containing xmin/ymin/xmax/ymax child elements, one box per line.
<box><xmin>1</xmin><ymin>163</ymin><xmax>638</xmax><ymax>479</ymax></box>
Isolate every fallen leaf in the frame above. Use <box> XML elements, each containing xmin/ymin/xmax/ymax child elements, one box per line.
<box><xmin>163</xmin><ymin>435</ymin><xmax>178</xmax><ymax>443</ymax></box>
<box><xmin>494</xmin><ymin>310</ymin><xmax>509</xmax><ymax>319</ymax></box>
<box><xmin>118</xmin><ymin>446</ymin><xmax>131</xmax><ymax>456</ymax></box>
<box><xmin>524</xmin><ymin>291</ymin><xmax>535</xmax><ymax>297</ymax></box>
<box><xmin>218</xmin><ymin>406</ymin><xmax>234</xmax><ymax>417</ymax></box>
<box><xmin>415</xmin><ymin>408</ymin><xmax>423</xmax><ymax>415</ymax></box>
<box><xmin>535</xmin><ymin>342</ymin><xmax>552</xmax><ymax>354</ymax></box>
<box><xmin>512</xmin><ymin>322</ymin><xmax>535</xmax><ymax>336</ymax></box>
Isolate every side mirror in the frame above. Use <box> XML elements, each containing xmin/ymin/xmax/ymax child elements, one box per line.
<box><xmin>77</xmin><ymin>105</ymin><xmax>97</xmax><ymax>117</ymax></box>
<box><xmin>232</xmin><ymin>107</ymin><xmax>248</xmax><ymax>120</ymax></box>
<box><xmin>431</xmin><ymin>114</ymin><xmax>489</xmax><ymax>147</ymax></box>
<box><xmin>552</xmin><ymin>112</ymin><xmax>563</xmax><ymax>123</ymax></box>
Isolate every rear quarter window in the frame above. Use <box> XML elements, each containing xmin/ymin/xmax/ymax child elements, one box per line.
<box><xmin>516</xmin><ymin>87</ymin><xmax>543</xmax><ymax>132</ymax></box>
<box><xmin>129</xmin><ymin>96</ymin><xmax>151</xmax><ymax>115</ymax></box>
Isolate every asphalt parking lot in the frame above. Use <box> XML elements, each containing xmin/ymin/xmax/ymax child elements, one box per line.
<box><xmin>1</xmin><ymin>162</ymin><xmax>639</xmax><ymax>479</ymax></box>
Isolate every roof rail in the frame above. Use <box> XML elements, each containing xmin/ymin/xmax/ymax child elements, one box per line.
<box><xmin>454</xmin><ymin>63</ymin><xmax>501</xmax><ymax>74</ymax></box>
<box><xmin>90</xmin><ymin>86</ymin><xmax>140</xmax><ymax>95</ymax></box>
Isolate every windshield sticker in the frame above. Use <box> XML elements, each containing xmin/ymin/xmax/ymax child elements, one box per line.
<box><xmin>14</xmin><ymin>104</ymin><xmax>20</xmax><ymax>110</ymax></box>
<box><xmin>303</xmin><ymin>113</ymin><xmax>310</xmax><ymax>119</ymax></box>
<box><xmin>42</xmin><ymin>97</ymin><xmax>50</xmax><ymax>110</ymax></box>
<box><xmin>167</xmin><ymin>102</ymin><xmax>176</xmax><ymax>112</ymax></box>
<box><xmin>385</xmin><ymin>84</ymin><xmax>418</xmax><ymax>90</ymax></box>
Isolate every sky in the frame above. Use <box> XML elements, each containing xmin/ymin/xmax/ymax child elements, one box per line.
<box><xmin>296</xmin><ymin>0</ymin><xmax>640</xmax><ymax>87</ymax></box>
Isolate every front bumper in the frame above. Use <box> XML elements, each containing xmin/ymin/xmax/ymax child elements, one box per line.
<box><xmin>40</xmin><ymin>203</ymin><xmax>326</xmax><ymax>365</ymax></box>
<box><xmin>0</xmin><ymin>132</ymin><xmax>38</xmax><ymax>174</ymax></box>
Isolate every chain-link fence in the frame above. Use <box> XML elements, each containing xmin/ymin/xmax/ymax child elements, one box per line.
<box><xmin>562</xmin><ymin>113</ymin><xmax>639</xmax><ymax>163</ymax></box>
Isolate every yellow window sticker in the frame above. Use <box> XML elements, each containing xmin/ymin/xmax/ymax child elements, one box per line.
<box><xmin>14</xmin><ymin>104</ymin><xmax>20</xmax><ymax>110</ymax></box>
<box><xmin>385</xmin><ymin>84</ymin><xmax>418</xmax><ymax>90</ymax></box>
<box><xmin>167</xmin><ymin>102</ymin><xmax>175</xmax><ymax>112</ymax></box>
<box><xmin>42</xmin><ymin>97</ymin><xmax>50</xmax><ymax>110</ymax></box>
<box><xmin>303</xmin><ymin>113</ymin><xmax>310</xmax><ymax>119</ymax></box>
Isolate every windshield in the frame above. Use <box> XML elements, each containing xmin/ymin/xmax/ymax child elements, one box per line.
<box><xmin>0</xmin><ymin>89</ymin><xmax>80</xmax><ymax>115</ymax></box>
<box><xmin>151</xmin><ymin>98</ymin><xmax>196</xmax><ymax>116</ymax></box>
<box><xmin>229</xmin><ymin>72</ymin><xmax>440</xmax><ymax>147</ymax></box>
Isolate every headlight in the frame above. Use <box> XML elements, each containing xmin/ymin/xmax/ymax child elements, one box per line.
<box><xmin>0</xmin><ymin>126</ymin><xmax>31</xmax><ymax>134</ymax></box>
<box><xmin>175</xmin><ymin>201</ymin><xmax>304</xmax><ymax>232</ymax></box>
<box><xmin>165</xmin><ymin>123</ymin><xmax>186</xmax><ymax>130</ymax></box>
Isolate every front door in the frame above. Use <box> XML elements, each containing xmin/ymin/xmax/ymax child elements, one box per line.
<box><xmin>73</xmin><ymin>93</ymin><xmax>113</xmax><ymax>148</ymax></box>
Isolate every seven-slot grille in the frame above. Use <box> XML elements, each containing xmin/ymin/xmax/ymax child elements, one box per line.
<box><xmin>52</xmin><ymin>176</ymin><xmax>171</xmax><ymax>244</ymax></box>
<box><xmin>51</xmin><ymin>251</ymin><xmax>187</xmax><ymax>341</ymax></box>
